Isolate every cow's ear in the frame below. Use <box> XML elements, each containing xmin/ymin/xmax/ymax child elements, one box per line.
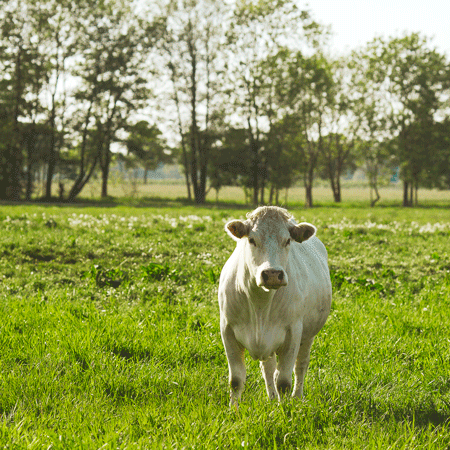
<box><xmin>289</xmin><ymin>222</ymin><xmax>316</xmax><ymax>243</ymax></box>
<box><xmin>225</xmin><ymin>220</ymin><xmax>249</xmax><ymax>241</ymax></box>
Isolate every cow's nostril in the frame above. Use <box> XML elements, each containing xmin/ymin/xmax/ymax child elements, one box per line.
<box><xmin>278</xmin><ymin>272</ymin><xmax>283</xmax><ymax>281</ymax></box>
<box><xmin>262</xmin><ymin>271</ymin><xmax>269</xmax><ymax>282</ymax></box>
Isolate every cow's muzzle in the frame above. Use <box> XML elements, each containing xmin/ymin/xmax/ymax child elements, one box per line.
<box><xmin>259</xmin><ymin>269</ymin><xmax>288</xmax><ymax>290</ymax></box>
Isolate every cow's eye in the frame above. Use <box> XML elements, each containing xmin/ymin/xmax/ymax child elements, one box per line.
<box><xmin>248</xmin><ymin>238</ymin><xmax>256</xmax><ymax>246</ymax></box>
<box><xmin>285</xmin><ymin>239</ymin><xmax>291</xmax><ymax>247</ymax></box>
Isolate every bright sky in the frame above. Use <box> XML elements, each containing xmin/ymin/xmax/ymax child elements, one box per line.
<box><xmin>307</xmin><ymin>0</ymin><xmax>450</xmax><ymax>56</ymax></box>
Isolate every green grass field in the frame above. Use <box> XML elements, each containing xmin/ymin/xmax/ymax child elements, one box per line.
<box><xmin>0</xmin><ymin>203</ymin><xmax>449</xmax><ymax>449</ymax></box>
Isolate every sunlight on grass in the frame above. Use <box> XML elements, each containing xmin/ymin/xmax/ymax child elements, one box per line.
<box><xmin>0</xmin><ymin>204</ymin><xmax>449</xmax><ymax>448</ymax></box>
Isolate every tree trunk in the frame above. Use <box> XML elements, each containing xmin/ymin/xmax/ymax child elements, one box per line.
<box><xmin>403</xmin><ymin>181</ymin><xmax>408</xmax><ymax>206</ymax></box>
<box><xmin>196</xmin><ymin>160</ymin><xmax>207</xmax><ymax>204</ymax></box>
<box><xmin>68</xmin><ymin>99</ymin><xmax>95</xmax><ymax>201</ymax></box>
<box><xmin>305</xmin><ymin>169</ymin><xmax>314</xmax><ymax>208</ymax></box>
<box><xmin>45</xmin><ymin>95</ymin><xmax>56</xmax><ymax>200</ymax></box>
<box><xmin>370</xmin><ymin>184</ymin><xmax>380</xmax><ymax>207</ymax></box>
<box><xmin>25</xmin><ymin>126</ymin><xmax>36</xmax><ymax>201</ymax></box>
<box><xmin>8</xmin><ymin>156</ymin><xmax>22</xmax><ymax>202</ymax></box>
<box><xmin>45</xmin><ymin>32</ymin><xmax>64</xmax><ymax>200</ymax></box>
<box><xmin>183</xmin><ymin>162</ymin><xmax>191</xmax><ymax>201</ymax></box>
<box><xmin>68</xmin><ymin>153</ymin><xmax>99</xmax><ymax>201</ymax></box>
<box><xmin>3</xmin><ymin>44</ymin><xmax>24</xmax><ymax>200</ymax></box>
<box><xmin>187</xmin><ymin>25</ymin><xmax>205</xmax><ymax>205</ymax></box>
<box><xmin>305</xmin><ymin>184</ymin><xmax>313</xmax><ymax>208</ymax></box>
<box><xmin>100</xmin><ymin>136</ymin><xmax>111</xmax><ymax>199</ymax></box>
<box><xmin>169</xmin><ymin>61</ymin><xmax>192</xmax><ymax>202</ymax></box>
<box><xmin>333</xmin><ymin>178</ymin><xmax>341</xmax><ymax>202</ymax></box>
<box><xmin>269</xmin><ymin>184</ymin><xmax>275</xmax><ymax>204</ymax></box>
<box><xmin>45</xmin><ymin>78</ymin><xmax>60</xmax><ymax>200</ymax></box>
<box><xmin>190</xmin><ymin>156</ymin><xmax>198</xmax><ymax>202</ymax></box>
<box><xmin>304</xmin><ymin>148</ymin><xmax>315</xmax><ymax>208</ymax></box>
<box><xmin>101</xmin><ymin>164</ymin><xmax>109</xmax><ymax>198</ymax></box>
<box><xmin>259</xmin><ymin>154</ymin><xmax>267</xmax><ymax>205</ymax></box>
<box><xmin>328</xmin><ymin>159</ymin><xmax>337</xmax><ymax>202</ymax></box>
<box><xmin>252</xmin><ymin>152</ymin><xmax>259</xmax><ymax>206</ymax></box>
<box><xmin>198</xmin><ymin>136</ymin><xmax>208</xmax><ymax>204</ymax></box>
<box><xmin>182</xmin><ymin>147</ymin><xmax>192</xmax><ymax>201</ymax></box>
<box><xmin>327</xmin><ymin>157</ymin><xmax>342</xmax><ymax>202</ymax></box>
<box><xmin>46</xmin><ymin>100</ymin><xmax>57</xmax><ymax>200</ymax></box>
<box><xmin>99</xmin><ymin>90</ymin><xmax>120</xmax><ymax>200</ymax></box>
<box><xmin>261</xmin><ymin>163</ymin><xmax>268</xmax><ymax>204</ymax></box>
<box><xmin>25</xmin><ymin>162</ymin><xmax>33</xmax><ymax>201</ymax></box>
<box><xmin>247</xmin><ymin>120</ymin><xmax>259</xmax><ymax>206</ymax></box>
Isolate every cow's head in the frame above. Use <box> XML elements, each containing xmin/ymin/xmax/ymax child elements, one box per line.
<box><xmin>225</xmin><ymin>206</ymin><xmax>316</xmax><ymax>291</ymax></box>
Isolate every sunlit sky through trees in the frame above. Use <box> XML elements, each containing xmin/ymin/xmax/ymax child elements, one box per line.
<box><xmin>308</xmin><ymin>0</ymin><xmax>450</xmax><ymax>56</ymax></box>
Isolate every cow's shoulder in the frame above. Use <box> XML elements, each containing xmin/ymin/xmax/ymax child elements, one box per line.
<box><xmin>219</xmin><ymin>244</ymin><xmax>249</xmax><ymax>301</ymax></box>
<box><xmin>292</xmin><ymin>236</ymin><xmax>327</xmax><ymax>262</ymax></box>
<box><xmin>286</xmin><ymin>236</ymin><xmax>330</xmax><ymax>290</ymax></box>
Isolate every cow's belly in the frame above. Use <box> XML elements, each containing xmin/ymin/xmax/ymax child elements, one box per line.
<box><xmin>233</xmin><ymin>324</ymin><xmax>286</xmax><ymax>361</ymax></box>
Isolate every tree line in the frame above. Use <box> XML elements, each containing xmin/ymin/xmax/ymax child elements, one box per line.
<box><xmin>1</xmin><ymin>0</ymin><xmax>449</xmax><ymax>206</ymax></box>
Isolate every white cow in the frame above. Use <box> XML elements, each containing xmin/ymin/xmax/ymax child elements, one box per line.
<box><xmin>218</xmin><ymin>206</ymin><xmax>332</xmax><ymax>406</ymax></box>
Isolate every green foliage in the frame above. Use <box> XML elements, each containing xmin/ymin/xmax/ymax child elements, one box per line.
<box><xmin>350</xmin><ymin>33</ymin><xmax>450</xmax><ymax>205</ymax></box>
<box><xmin>86</xmin><ymin>264</ymin><xmax>129</xmax><ymax>288</ymax></box>
<box><xmin>0</xmin><ymin>204</ymin><xmax>449</xmax><ymax>448</ymax></box>
<box><xmin>0</xmin><ymin>0</ymin><xmax>449</xmax><ymax>205</ymax></box>
<box><xmin>125</xmin><ymin>121</ymin><xmax>171</xmax><ymax>173</ymax></box>
<box><xmin>141</xmin><ymin>262</ymin><xmax>172</xmax><ymax>281</ymax></box>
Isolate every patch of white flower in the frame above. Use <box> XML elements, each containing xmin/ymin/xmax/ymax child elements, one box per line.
<box><xmin>417</xmin><ymin>222</ymin><xmax>449</xmax><ymax>234</ymax></box>
<box><xmin>65</xmin><ymin>213</ymin><xmax>213</xmax><ymax>230</ymax></box>
<box><xmin>324</xmin><ymin>218</ymin><xmax>450</xmax><ymax>234</ymax></box>
<box><xmin>3</xmin><ymin>214</ymin><xmax>32</xmax><ymax>228</ymax></box>
<box><xmin>67</xmin><ymin>213</ymin><xmax>109</xmax><ymax>228</ymax></box>
<box><xmin>2</xmin><ymin>211</ymin><xmax>448</xmax><ymax>236</ymax></box>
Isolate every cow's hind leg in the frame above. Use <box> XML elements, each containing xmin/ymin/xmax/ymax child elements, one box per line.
<box><xmin>292</xmin><ymin>337</ymin><xmax>314</xmax><ymax>398</ymax></box>
<box><xmin>260</xmin><ymin>354</ymin><xmax>277</xmax><ymax>400</ymax></box>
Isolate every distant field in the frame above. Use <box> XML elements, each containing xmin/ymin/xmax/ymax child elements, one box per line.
<box><xmin>67</xmin><ymin>180</ymin><xmax>450</xmax><ymax>207</ymax></box>
<box><xmin>0</xmin><ymin>204</ymin><xmax>449</xmax><ymax>448</ymax></box>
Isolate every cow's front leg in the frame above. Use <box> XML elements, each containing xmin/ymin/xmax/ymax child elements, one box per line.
<box><xmin>292</xmin><ymin>337</ymin><xmax>314</xmax><ymax>398</ymax></box>
<box><xmin>221</xmin><ymin>324</ymin><xmax>246</xmax><ymax>408</ymax></box>
<box><xmin>275</xmin><ymin>324</ymin><xmax>303</xmax><ymax>401</ymax></box>
<box><xmin>260</xmin><ymin>354</ymin><xmax>277</xmax><ymax>400</ymax></box>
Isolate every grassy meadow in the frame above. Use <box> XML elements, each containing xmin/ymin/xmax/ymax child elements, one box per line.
<box><xmin>0</xmin><ymin>202</ymin><xmax>450</xmax><ymax>448</ymax></box>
